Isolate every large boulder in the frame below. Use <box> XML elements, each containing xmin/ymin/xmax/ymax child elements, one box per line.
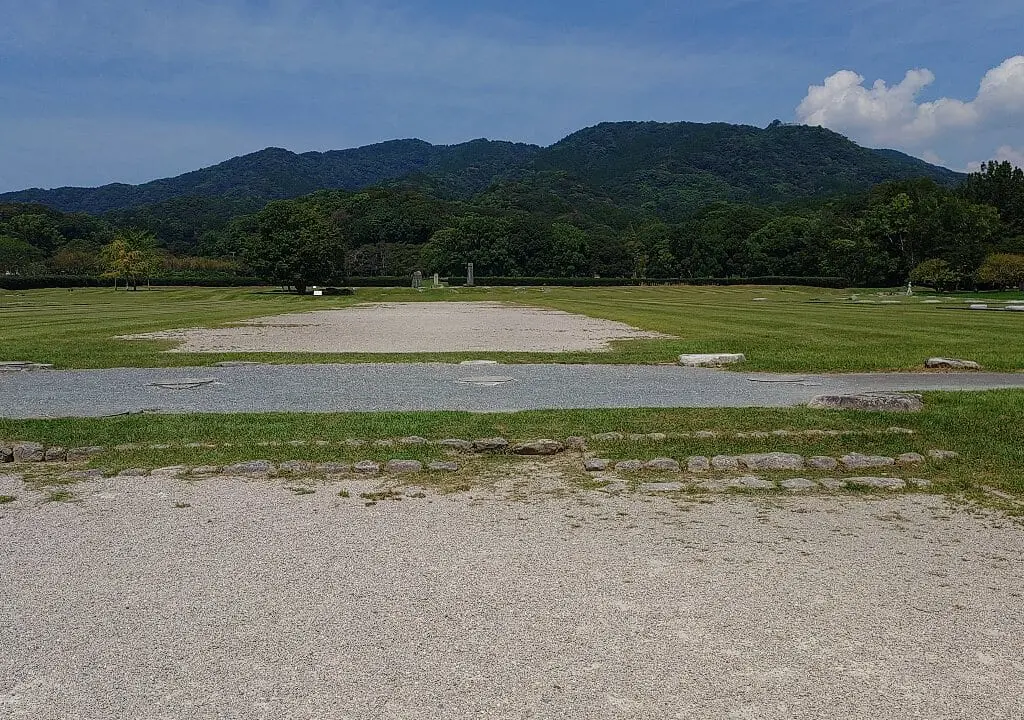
<box><xmin>678</xmin><ymin>353</ymin><xmax>746</xmax><ymax>367</ymax></box>
<box><xmin>808</xmin><ymin>392</ymin><xmax>924</xmax><ymax>412</ymax></box>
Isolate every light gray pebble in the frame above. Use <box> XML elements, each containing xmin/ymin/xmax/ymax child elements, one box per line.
<box><xmin>353</xmin><ymin>460</ymin><xmax>381</xmax><ymax>474</ymax></box>
<box><xmin>315</xmin><ymin>462</ymin><xmax>350</xmax><ymax>474</ymax></box>
<box><xmin>645</xmin><ymin>458</ymin><xmax>682</xmax><ymax>472</ymax></box>
<box><xmin>279</xmin><ymin>460</ymin><xmax>313</xmax><ymax>473</ymax></box>
<box><xmin>614</xmin><ymin>460</ymin><xmax>644</xmax><ymax>472</ymax></box>
<box><xmin>738</xmin><ymin>452</ymin><xmax>804</xmax><ymax>471</ymax></box>
<box><xmin>729</xmin><ymin>476</ymin><xmax>776</xmax><ymax>490</ymax></box>
<box><xmin>584</xmin><ymin>458</ymin><xmax>610</xmax><ymax>472</ymax></box>
<box><xmin>819</xmin><ymin>478</ymin><xmax>848</xmax><ymax>489</ymax></box>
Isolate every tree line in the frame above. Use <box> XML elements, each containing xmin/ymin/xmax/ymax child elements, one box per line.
<box><xmin>3</xmin><ymin>161</ymin><xmax>1023</xmax><ymax>291</ymax></box>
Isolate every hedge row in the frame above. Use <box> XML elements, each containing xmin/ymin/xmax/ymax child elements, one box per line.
<box><xmin>0</xmin><ymin>275</ymin><xmax>267</xmax><ymax>290</ymax></box>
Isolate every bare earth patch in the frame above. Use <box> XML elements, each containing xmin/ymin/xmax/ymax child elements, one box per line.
<box><xmin>1</xmin><ymin>472</ymin><xmax>1022</xmax><ymax>718</ymax></box>
<box><xmin>122</xmin><ymin>301</ymin><xmax>670</xmax><ymax>354</ymax></box>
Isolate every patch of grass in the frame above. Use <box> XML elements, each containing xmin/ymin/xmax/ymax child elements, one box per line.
<box><xmin>287</xmin><ymin>486</ymin><xmax>316</xmax><ymax>496</ymax></box>
<box><xmin>2</xmin><ymin>285</ymin><xmax>1023</xmax><ymax>371</ymax></box>
<box><xmin>0</xmin><ymin>494</ymin><xmax>15</xmax><ymax>504</ymax></box>
<box><xmin>45</xmin><ymin>490</ymin><xmax>75</xmax><ymax>503</ymax></box>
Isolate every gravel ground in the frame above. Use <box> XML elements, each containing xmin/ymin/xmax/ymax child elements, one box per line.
<box><xmin>122</xmin><ymin>302</ymin><xmax>668</xmax><ymax>353</ymax></box>
<box><xmin>1</xmin><ymin>475</ymin><xmax>1022</xmax><ymax>719</ymax></box>
<box><xmin>4</xmin><ymin>363</ymin><xmax>1024</xmax><ymax>418</ymax></box>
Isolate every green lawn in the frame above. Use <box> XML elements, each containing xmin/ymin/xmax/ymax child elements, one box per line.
<box><xmin>2</xmin><ymin>391</ymin><xmax>1022</xmax><ymax>502</ymax></box>
<box><xmin>2</xmin><ymin>284</ymin><xmax>1023</xmax><ymax>372</ymax></box>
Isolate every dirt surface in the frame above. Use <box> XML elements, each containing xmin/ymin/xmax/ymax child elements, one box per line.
<box><xmin>1</xmin><ymin>472</ymin><xmax>1022</xmax><ymax>719</ymax></box>
<box><xmin>123</xmin><ymin>301</ymin><xmax>669</xmax><ymax>353</ymax></box>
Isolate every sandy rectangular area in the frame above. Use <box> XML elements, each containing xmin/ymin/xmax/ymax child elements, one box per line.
<box><xmin>122</xmin><ymin>301</ymin><xmax>670</xmax><ymax>353</ymax></box>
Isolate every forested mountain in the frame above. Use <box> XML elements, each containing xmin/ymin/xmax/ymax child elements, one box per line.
<box><xmin>1</xmin><ymin>122</ymin><xmax>960</xmax><ymax>217</ymax></box>
<box><xmin>0</xmin><ymin>139</ymin><xmax>540</xmax><ymax>214</ymax></box>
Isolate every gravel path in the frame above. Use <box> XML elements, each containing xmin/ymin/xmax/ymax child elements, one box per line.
<box><xmin>1</xmin><ymin>477</ymin><xmax>1021</xmax><ymax>719</ymax></box>
<box><xmin>121</xmin><ymin>302</ymin><xmax>669</xmax><ymax>353</ymax></box>
<box><xmin>2</xmin><ymin>363</ymin><xmax>1024</xmax><ymax>418</ymax></box>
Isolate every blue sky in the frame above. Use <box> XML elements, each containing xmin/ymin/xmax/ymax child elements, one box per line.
<box><xmin>1</xmin><ymin>0</ymin><xmax>1022</xmax><ymax>191</ymax></box>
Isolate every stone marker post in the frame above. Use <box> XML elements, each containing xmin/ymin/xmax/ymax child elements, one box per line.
<box><xmin>412</xmin><ymin>271</ymin><xmax>423</xmax><ymax>289</ymax></box>
<box><xmin>467</xmin><ymin>263</ymin><xmax>474</xmax><ymax>287</ymax></box>
<box><xmin>433</xmin><ymin>273</ymin><xmax>440</xmax><ymax>288</ymax></box>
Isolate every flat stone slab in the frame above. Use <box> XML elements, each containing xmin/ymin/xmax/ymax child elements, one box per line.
<box><xmin>678</xmin><ymin>353</ymin><xmax>746</xmax><ymax>367</ymax></box>
<box><xmin>926</xmin><ymin>358</ymin><xmax>980</xmax><ymax>370</ymax></box>
<box><xmin>808</xmin><ymin>392</ymin><xmax>924</xmax><ymax>412</ymax></box>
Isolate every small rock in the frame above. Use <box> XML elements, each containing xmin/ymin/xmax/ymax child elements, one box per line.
<box><xmin>887</xmin><ymin>427</ymin><xmax>916</xmax><ymax>435</ymax></box>
<box><xmin>678</xmin><ymin>353</ymin><xmax>746</xmax><ymax>367</ymax></box>
<box><xmin>472</xmin><ymin>437</ymin><xmax>509</xmax><ymax>452</ymax></box>
<box><xmin>729</xmin><ymin>476</ymin><xmax>775</xmax><ymax>489</ymax></box>
<box><xmin>909</xmin><ymin>478</ymin><xmax>933</xmax><ymax>488</ymax></box>
<box><xmin>807</xmin><ymin>456</ymin><xmax>839</xmax><ymax>470</ymax></box>
<box><xmin>0</xmin><ymin>445</ymin><xmax>13</xmax><ymax>463</ymax></box>
<box><xmin>645</xmin><ymin>458</ymin><xmax>682</xmax><ymax>472</ymax></box>
<box><xmin>314</xmin><ymin>462</ymin><xmax>349</xmax><ymax>474</ymax></box>
<box><xmin>353</xmin><ymin>460</ymin><xmax>381</xmax><ymax>474</ymax></box>
<box><xmin>819</xmin><ymin>478</ymin><xmax>848</xmax><ymax>489</ymax></box>
<box><xmin>373</xmin><ymin>439</ymin><xmax>395</xmax><ymax>448</ymax></box>
<box><xmin>848</xmin><ymin>476</ymin><xmax>906</xmax><ymax>490</ymax></box>
<box><xmin>428</xmin><ymin>461</ymin><xmax>459</xmax><ymax>472</ymax></box>
<box><xmin>584</xmin><ymin>458</ymin><xmax>611</xmax><ymax>472</ymax></box>
<box><xmin>1007</xmin><ymin>305</ymin><xmax>1024</xmax><ymax>312</ymax></box>
<box><xmin>969</xmin><ymin>304</ymin><xmax>988</xmax><ymax>310</ymax></box>
<box><xmin>841</xmin><ymin>453</ymin><xmax>895</xmax><ymax>470</ymax></box>
<box><xmin>694</xmin><ymin>431</ymin><xmax>718</xmax><ymax>440</ymax></box>
<box><xmin>43</xmin><ymin>447</ymin><xmax>68</xmax><ymax>462</ymax></box>
<box><xmin>781</xmin><ymin>478</ymin><xmax>818</xmax><ymax>491</ymax></box>
<box><xmin>896</xmin><ymin>452</ymin><xmax>926</xmax><ymax>465</ymax></box>
<box><xmin>13</xmin><ymin>443</ymin><xmax>44</xmax><ymax>463</ymax></box>
<box><xmin>279</xmin><ymin>460</ymin><xmax>313</xmax><ymax>473</ymax></box>
<box><xmin>640</xmin><ymin>481</ymin><xmax>682</xmax><ymax>492</ymax></box>
<box><xmin>711</xmin><ymin>455</ymin><xmax>740</xmax><ymax>471</ymax></box>
<box><xmin>614</xmin><ymin>460</ymin><xmax>644</xmax><ymax>472</ymax></box>
<box><xmin>687</xmin><ymin>456</ymin><xmax>711</xmax><ymax>472</ymax></box>
<box><xmin>511</xmin><ymin>439</ymin><xmax>565</xmax><ymax>456</ymax></box>
<box><xmin>928</xmin><ymin>450</ymin><xmax>959</xmax><ymax>460</ymax></box>
<box><xmin>118</xmin><ymin>468</ymin><xmax>150</xmax><ymax>477</ymax></box>
<box><xmin>565</xmin><ymin>436</ymin><xmax>588</xmax><ymax>451</ymax></box>
<box><xmin>61</xmin><ymin>469</ymin><xmax>104</xmax><ymax>481</ymax></box>
<box><xmin>926</xmin><ymin>357</ymin><xmax>981</xmax><ymax>370</ymax></box>
<box><xmin>591</xmin><ymin>432</ymin><xmax>624</xmax><ymax>442</ymax></box>
<box><xmin>738</xmin><ymin>452</ymin><xmax>804</xmax><ymax>471</ymax></box>
<box><xmin>386</xmin><ymin>460</ymin><xmax>423</xmax><ymax>474</ymax></box>
<box><xmin>399</xmin><ymin>436</ymin><xmax>428</xmax><ymax>445</ymax></box>
<box><xmin>66</xmin><ymin>446</ymin><xmax>105</xmax><ymax>462</ymax></box>
<box><xmin>223</xmin><ymin>460</ymin><xmax>275</xmax><ymax>475</ymax></box>
<box><xmin>808</xmin><ymin>392</ymin><xmax>924</xmax><ymax>412</ymax></box>
<box><xmin>438</xmin><ymin>439</ymin><xmax>473</xmax><ymax>452</ymax></box>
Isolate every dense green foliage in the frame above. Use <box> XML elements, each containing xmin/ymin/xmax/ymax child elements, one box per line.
<box><xmin>2</xmin><ymin>121</ymin><xmax>1021</xmax><ymax>289</ymax></box>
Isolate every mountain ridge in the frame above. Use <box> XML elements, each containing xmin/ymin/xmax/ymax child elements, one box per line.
<box><xmin>0</xmin><ymin>121</ymin><xmax>962</xmax><ymax>215</ymax></box>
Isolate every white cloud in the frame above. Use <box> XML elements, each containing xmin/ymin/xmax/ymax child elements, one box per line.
<box><xmin>994</xmin><ymin>145</ymin><xmax>1024</xmax><ymax>169</ymax></box>
<box><xmin>796</xmin><ymin>55</ymin><xmax>1024</xmax><ymax>148</ymax></box>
